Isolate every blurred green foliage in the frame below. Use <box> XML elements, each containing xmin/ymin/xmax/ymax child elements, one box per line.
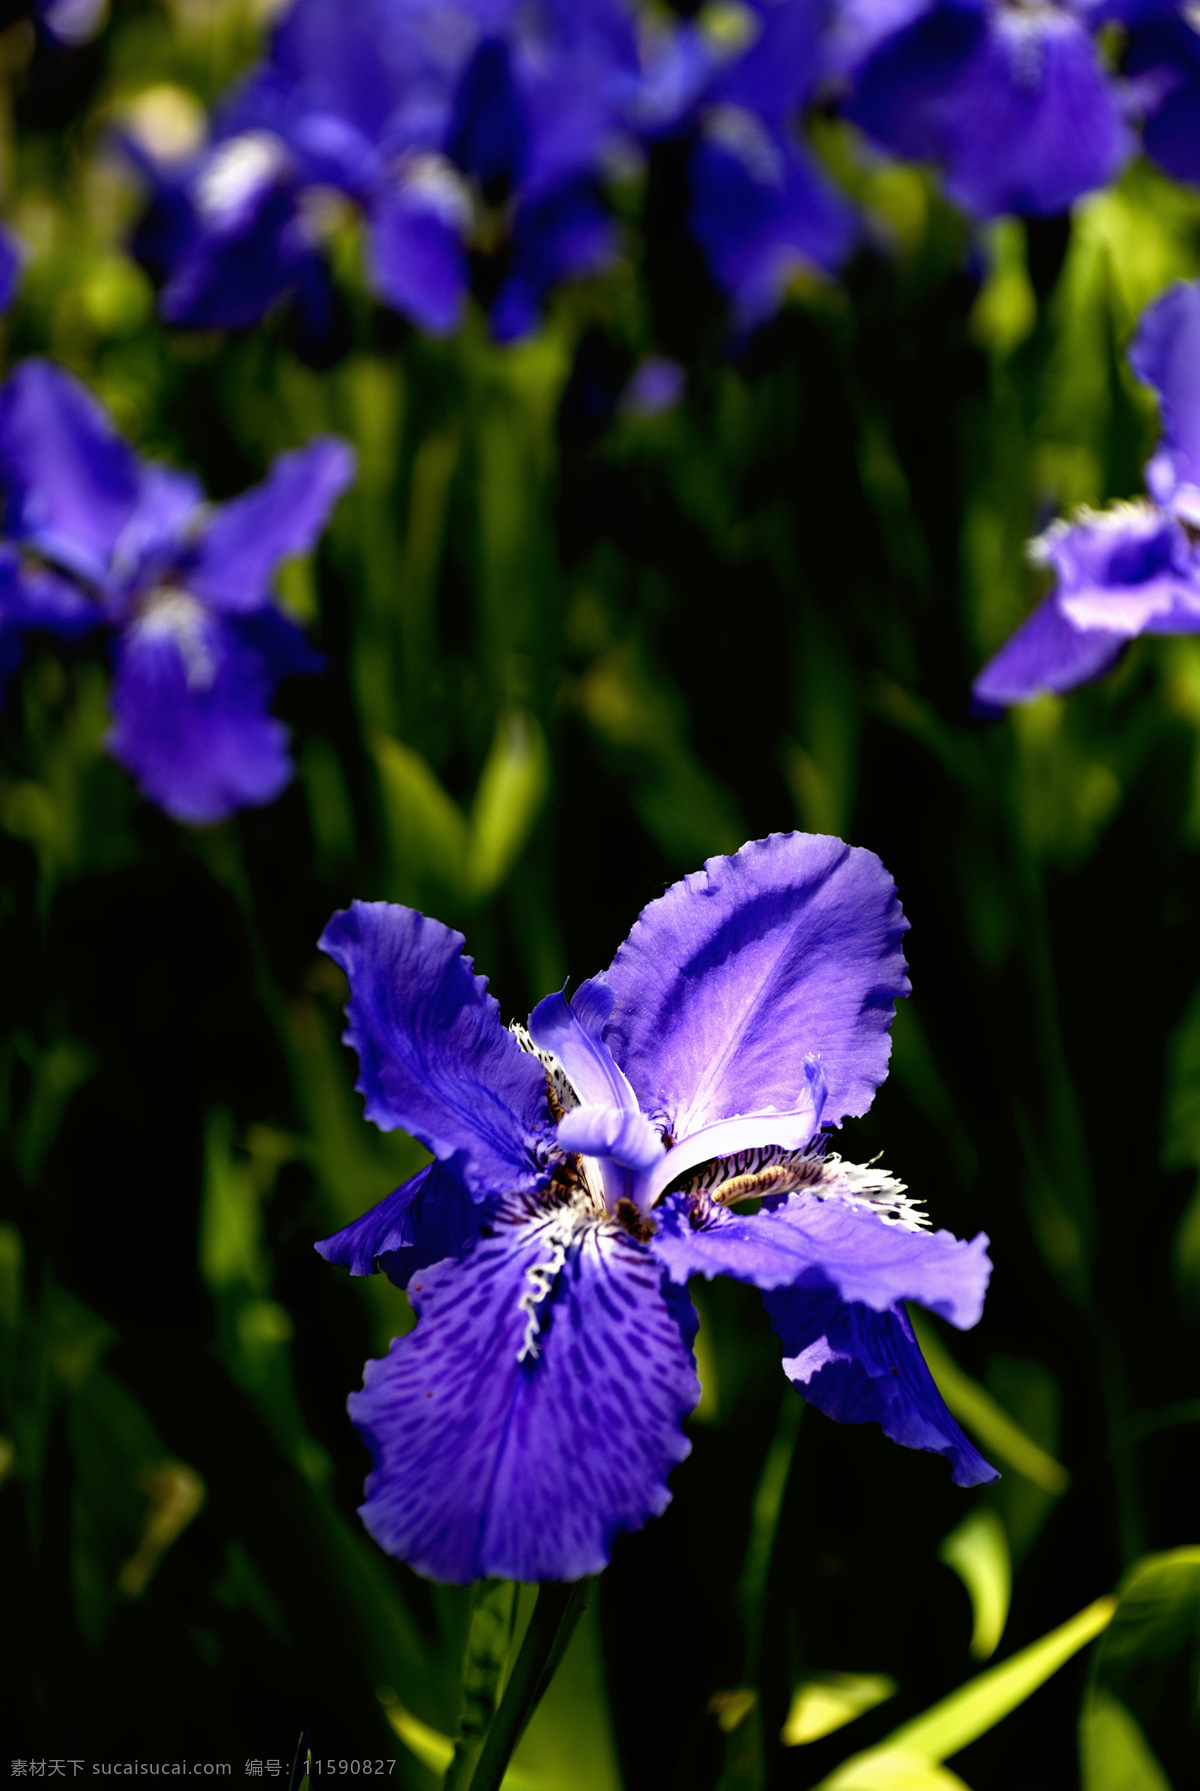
<box><xmin>2</xmin><ymin>1</ymin><xmax>1200</xmax><ymax>1787</ymax></box>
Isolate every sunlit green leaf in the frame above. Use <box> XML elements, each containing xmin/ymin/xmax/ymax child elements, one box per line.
<box><xmin>1080</xmin><ymin>1691</ymin><xmax>1171</xmax><ymax>1791</ymax></box>
<box><xmin>910</xmin><ymin>1314</ymin><xmax>1070</xmax><ymax>1495</ymax></box>
<box><xmin>939</xmin><ymin>1510</ymin><xmax>1011</xmax><ymax>1660</ymax></box>
<box><xmin>466</xmin><ymin>711</ymin><xmax>548</xmax><ymax>903</ymax></box>
<box><xmin>820</xmin><ymin>1597</ymin><xmax>1115</xmax><ymax>1789</ymax></box>
<box><xmin>782</xmin><ymin>1674</ymin><xmax>897</xmax><ymax>1746</ymax></box>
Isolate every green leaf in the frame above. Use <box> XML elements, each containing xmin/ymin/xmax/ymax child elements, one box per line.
<box><xmin>373</xmin><ymin>730</ymin><xmax>469</xmax><ymax>904</ymax></box>
<box><xmin>938</xmin><ymin>1510</ymin><xmax>1011</xmax><ymax>1661</ymax></box>
<box><xmin>466</xmin><ymin>711</ymin><xmax>548</xmax><ymax>903</ymax></box>
<box><xmin>910</xmin><ymin>1313</ymin><xmax>1070</xmax><ymax>1495</ymax></box>
<box><xmin>1082</xmin><ymin>1546</ymin><xmax>1200</xmax><ymax>1786</ymax></box>
<box><xmin>1079</xmin><ymin>1691</ymin><xmax>1171</xmax><ymax>1791</ymax></box>
<box><xmin>781</xmin><ymin>1675</ymin><xmax>898</xmax><ymax>1746</ymax></box>
<box><xmin>819</xmin><ymin>1597</ymin><xmax>1115</xmax><ymax>1789</ymax></box>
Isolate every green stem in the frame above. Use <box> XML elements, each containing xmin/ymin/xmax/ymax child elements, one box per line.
<box><xmin>443</xmin><ymin>1580</ymin><xmax>519</xmax><ymax>1791</ymax></box>
<box><xmin>465</xmin><ymin>1579</ymin><xmax>594</xmax><ymax>1791</ymax></box>
<box><xmin>739</xmin><ymin>1393</ymin><xmax>802</xmax><ymax>1685</ymax></box>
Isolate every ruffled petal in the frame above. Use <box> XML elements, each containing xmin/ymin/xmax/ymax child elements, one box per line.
<box><xmin>107</xmin><ymin>606</ymin><xmax>314</xmax><ymax>824</ymax></box>
<box><xmin>0</xmin><ymin>359</ymin><xmax>140</xmax><ymax>585</ymax></box>
<box><xmin>764</xmin><ymin>1281</ymin><xmax>998</xmax><ymax>1486</ymax></box>
<box><xmin>318</xmin><ymin>901</ymin><xmax>556</xmax><ymax>1199</ymax></box>
<box><xmin>348</xmin><ymin>1210</ymin><xmax>699</xmax><ymax>1581</ymax></box>
<box><xmin>649</xmin><ymin>1187</ymin><xmax>991</xmax><ymax>1330</ymax></box>
<box><xmin>1129</xmin><ymin>281</ymin><xmax>1200</xmax><ymax>522</ymax></box>
<box><xmin>189</xmin><ymin>437</ymin><xmax>356</xmax><ymax>613</ymax></box>
<box><xmin>316</xmin><ymin>1159</ymin><xmax>485</xmax><ymax>1282</ymax></box>
<box><xmin>971</xmin><ymin>594</ymin><xmax>1125</xmax><ymax>709</ymax></box>
<box><xmin>595</xmin><ymin>831</ymin><xmax>910</xmax><ymax>1139</ymax></box>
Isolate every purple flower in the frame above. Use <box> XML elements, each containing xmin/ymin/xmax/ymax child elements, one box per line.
<box><xmin>132</xmin><ymin>0</ymin><xmax>637</xmax><ymax>343</ymax></box>
<box><xmin>843</xmin><ymin>0</ymin><xmax>1131</xmax><ymax>218</ymax></box>
<box><xmin>973</xmin><ymin>279</ymin><xmax>1200</xmax><ymax>707</ymax></box>
<box><xmin>1124</xmin><ymin>4</ymin><xmax>1200</xmax><ymax>186</ymax></box>
<box><xmin>637</xmin><ymin>0</ymin><xmax>858</xmax><ymax>324</ymax></box>
<box><xmin>318</xmin><ymin>832</ymin><xmax>995</xmax><ymax>1584</ymax></box>
<box><xmin>0</xmin><ymin>359</ymin><xmax>354</xmax><ymax>823</ymax></box>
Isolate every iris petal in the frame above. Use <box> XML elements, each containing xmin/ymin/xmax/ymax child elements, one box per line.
<box><xmin>595</xmin><ymin>831</ymin><xmax>909</xmax><ymax>1140</ymax></box>
<box><xmin>649</xmin><ymin>1187</ymin><xmax>991</xmax><ymax>1331</ymax></box>
<box><xmin>319</xmin><ymin>901</ymin><xmax>557</xmax><ymax>1199</ymax></box>
<box><xmin>764</xmin><ymin>1279</ymin><xmax>998</xmax><ymax>1487</ymax></box>
<box><xmin>349</xmin><ymin>1211</ymin><xmax>699</xmax><ymax>1582</ymax></box>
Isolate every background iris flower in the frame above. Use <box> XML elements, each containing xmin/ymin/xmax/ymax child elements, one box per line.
<box><xmin>318</xmin><ymin>831</ymin><xmax>995</xmax><ymax>1584</ymax></box>
<box><xmin>128</xmin><ymin>0</ymin><xmax>638</xmax><ymax>344</ymax></box>
<box><xmin>0</xmin><ymin>359</ymin><xmax>354</xmax><ymax>822</ymax></box>
<box><xmin>973</xmin><ymin>277</ymin><xmax>1200</xmax><ymax>707</ymax></box>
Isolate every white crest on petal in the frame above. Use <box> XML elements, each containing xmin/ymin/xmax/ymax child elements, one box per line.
<box><xmin>195</xmin><ymin>131</ymin><xmax>289</xmax><ymax>225</ymax></box>
<box><xmin>132</xmin><ymin>586</ymin><xmax>216</xmax><ymax>690</ymax></box>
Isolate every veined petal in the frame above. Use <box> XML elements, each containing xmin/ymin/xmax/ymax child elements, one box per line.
<box><xmin>190</xmin><ymin>437</ymin><xmax>356</xmax><ymax>614</ymax></box>
<box><xmin>316</xmin><ymin>1159</ymin><xmax>485</xmax><ymax>1282</ymax></box>
<box><xmin>1129</xmin><ymin>280</ymin><xmax>1200</xmax><ymax>520</ymax></box>
<box><xmin>349</xmin><ymin>1211</ymin><xmax>699</xmax><ymax>1582</ymax></box>
<box><xmin>556</xmin><ymin>1104</ymin><xmax>664</xmax><ymax>1172</ymax></box>
<box><xmin>319</xmin><ymin>902</ymin><xmax>556</xmax><ymax>1199</ymax></box>
<box><xmin>764</xmin><ymin>1281</ymin><xmax>998</xmax><ymax>1487</ymax></box>
<box><xmin>649</xmin><ymin>1187</ymin><xmax>991</xmax><ymax>1330</ymax></box>
<box><xmin>595</xmin><ymin>831</ymin><xmax>909</xmax><ymax>1139</ymax></box>
<box><xmin>0</xmin><ymin>359</ymin><xmax>140</xmax><ymax>585</ymax></box>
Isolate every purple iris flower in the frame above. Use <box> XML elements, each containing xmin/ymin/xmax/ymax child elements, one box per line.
<box><xmin>318</xmin><ymin>832</ymin><xmax>995</xmax><ymax>1584</ymax></box>
<box><xmin>973</xmin><ymin>279</ymin><xmax>1200</xmax><ymax>708</ymax></box>
<box><xmin>0</xmin><ymin>359</ymin><xmax>354</xmax><ymax>824</ymax></box>
<box><xmin>1124</xmin><ymin>2</ymin><xmax>1200</xmax><ymax>185</ymax></box>
<box><xmin>636</xmin><ymin>0</ymin><xmax>858</xmax><ymax>324</ymax></box>
<box><xmin>841</xmin><ymin>0</ymin><xmax>1131</xmax><ymax>218</ymax></box>
<box><xmin>131</xmin><ymin>0</ymin><xmax>637</xmax><ymax>343</ymax></box>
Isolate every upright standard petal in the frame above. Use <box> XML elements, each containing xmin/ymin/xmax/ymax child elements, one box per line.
<box><xmin>650</xmin><ymin>1188</ymin><xmax>992</xmax><ymax>1329</ymax></box>
<box><xmin>189</xmin><ymin>436</ymin><xmax>356</xmax><ymax>613</ymax></box>
<box><xmin>316</xmin><ymin>1159</ymin><xmax>485</xmax><ymax>1281</ymax></box>
<box><xmin>107</xmin><ymin>605</ymin><xmax>313</xmax><ymax>824</ymax></box>
<box><xmin>349</xmin><ymin>1209</ymin><xmax>699</xmax><ymax>1581</ymax></box>
<box><xmin>0</xmin><ymin>359</ymin><xmax>140</xmax><ymax>585</ymax></box>
<box><xmin>971</xmin><ymin>593</ymin><xmax>1125</xmax><ymax>709</ymax></box>
<box><xmin>1129</xmin><ymin>280</ymin><xmax>1200</xmax><ymax>523</ymax></box>
<box><xmin>319</xmin><ymin>901</ymin><xmax>556</xmax><ymax>1198</ymax></box>
<box><xmin>764</xmin><ymin>1280</ymin><xmax>998</xmax><ymax>1486</ymax></box>
<box><xmin>595</xmin><ymin>832</ymin><xmax>910</xmax><ymax>1138</ymax></box>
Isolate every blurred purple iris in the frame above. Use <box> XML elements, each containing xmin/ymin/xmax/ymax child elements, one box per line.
<box><xmin>840</xmin><ymin>0</ymin><xmax>1132</xmax><ymax>218</ymax></box>
<box><xmin>129</xmin><ymin>0</ymin><xmax>637</xmax><ymax>343</ymax></box>
<box><xmin>973</xmin><ymin>279</ymin><xmax>1200</xmax><ymax>707</ymax></box>
<box><xmin>1124</xmin><ymin>2</ymin><xmax>1200</xmax><ymax>186</ymax></box>
<box><xmin>318</xmin><ymin>832</ymin><xmax>995</xmax><ymax>1584</ymax></box>
<box><xmin>635</xmin><ymin>0</ymin><xmax>858</xmax><ymax>324</ymax></box>
<box><xmin>0</xmin><ymin>359</ymin><xmax>354</xmax><ymax>823</ymax></box>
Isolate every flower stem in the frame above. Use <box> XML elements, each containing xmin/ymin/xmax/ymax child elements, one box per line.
<box><xmin>464</xmin><ymin>1578</ymin><xmax>595</xmax><ymax>1791</ymax></box>
<box><xmin>443</xmin><ymin>1580</ymin><xmax>519</xmax><ymax>1791</ymax></box>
